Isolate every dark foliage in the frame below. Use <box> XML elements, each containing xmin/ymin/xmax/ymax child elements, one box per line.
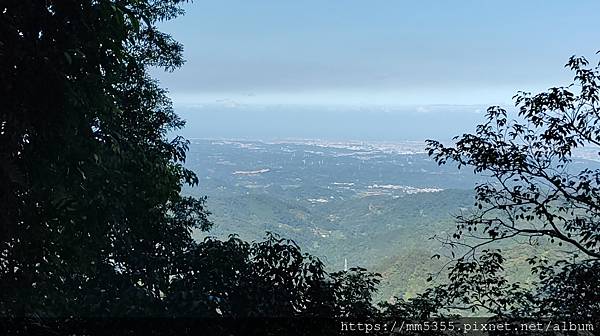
<box><xmin>3</xmin><ymin>0</ymin><xmax>599</xmax><ymax>334</ymax></box>
<box><xmin>0</xmin><ymin>2</ymin><xmax>388</xmax><ymax>334</ymax></box>
<box><xmin>165</xmin><ymin>233</ymin><xmax>377</xmax><ymax>318</ymax></box>
<box><xmin>0</xmin><ymin>0</ymin><xmax>215</xmax><ymax>319</ymax></box>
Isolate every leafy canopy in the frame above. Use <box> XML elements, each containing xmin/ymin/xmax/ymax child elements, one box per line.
<box><xmin>0</xmin><ymin>2</ymin><xmax>385</xmax><ymax>331</ymax></box>
<box><xmin>0</xmin><ymin>0</ymin><xmax>210</xmax><ymax>318</ymax></box>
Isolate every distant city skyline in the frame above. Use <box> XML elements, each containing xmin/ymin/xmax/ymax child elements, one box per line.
<box><xmin>155</xmin><ymin>0</ymin><xmax>600</xmax><ymax>107</ymax></box>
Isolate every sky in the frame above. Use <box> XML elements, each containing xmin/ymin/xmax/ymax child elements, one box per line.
<box><xmin>154</xmin><ymin>0</ymin><xmax>600</xmax><ymax>107</ymax></box>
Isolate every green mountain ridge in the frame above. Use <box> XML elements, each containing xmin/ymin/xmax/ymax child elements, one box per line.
<box><xmin>184</xmin><ymin>139</ymin><xmax>574</xmax><ymax>302</ymax></box>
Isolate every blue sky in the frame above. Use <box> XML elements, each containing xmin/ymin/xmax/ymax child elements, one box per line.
<box><xmin>155</xmin><ymin>0</ymin><xmax>600</xmax><ymax>106</ymax></box>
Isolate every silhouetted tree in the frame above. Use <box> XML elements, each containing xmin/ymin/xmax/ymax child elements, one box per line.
<box><xmin>0</xmin><ymin>0</ymin><xmax>210</xmax><ymax>319</ymax></box>
<box><xmin>165</xmin><ymin>234</ymin><xmax>382</xmax><ymax>335</ymax></box>
<box><xmin>0</xmin><ymin>3</ymin><xmax>387</xmax><ymax>335</ymax></box>
<box><xmin>426</xmin><ymin>51</ymin><xmax>600</xmax><ymax>326</ymax></box>
<box><xmin>167</xmin><ymin>234</ymin><xmax>340</xmax><ymax>318</ymax></box>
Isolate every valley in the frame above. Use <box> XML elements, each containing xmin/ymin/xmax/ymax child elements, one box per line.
<box><xmin>183</xmin><ymin>139</ymin><xmax>588</xmax><ymax>301</ymax></box>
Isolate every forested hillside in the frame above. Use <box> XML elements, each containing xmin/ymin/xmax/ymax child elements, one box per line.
<box><xmin>183</xmin><ymin>140</ymin><xmax>597</xmax><ymax>301</ymax></box>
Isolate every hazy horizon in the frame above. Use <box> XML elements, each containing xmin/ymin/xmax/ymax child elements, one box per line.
<box><xmin>155</xmin><ymin>0</ymin><xmax>600</xmax><ymax>107</ymax></box>
<box><xmin>157</xmin><ymin>1</ymin><xmax>600</xmax><ymax>143</ymax></box>
<box><xmin>175</xmin><ymin>103</ymin><xmax>491</xmax><ymax>142</ymax></box>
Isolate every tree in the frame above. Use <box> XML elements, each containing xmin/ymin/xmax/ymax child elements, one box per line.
<box><xmin>0</xmin><ymin>0</ymin><xmax>211</xmax><ymax>319</ymax></box>
<box><xmin>0</xmin><ymin>3</ymin><xmax>386</xmax><ymax>334</ymax></box>
<box><xmin>164</xmin><ymin>233</ymin><xmax>382</xmax><ymax>335</ymax></box>
<box><xmin>166</xmin><ymin>234</ymin><xmax>339</xmax><ymax>318</ymax></box>
<box><xmin>426</xmin><ymin>51</ymin><xmax>600</xmax><ymax>323</ymax></box>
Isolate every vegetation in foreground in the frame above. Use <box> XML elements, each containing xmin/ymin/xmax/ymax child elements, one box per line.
<box><xmin>1</xmin><ymin>0</ymin><xmax>599</xmax><ymax>334</ymax></box>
